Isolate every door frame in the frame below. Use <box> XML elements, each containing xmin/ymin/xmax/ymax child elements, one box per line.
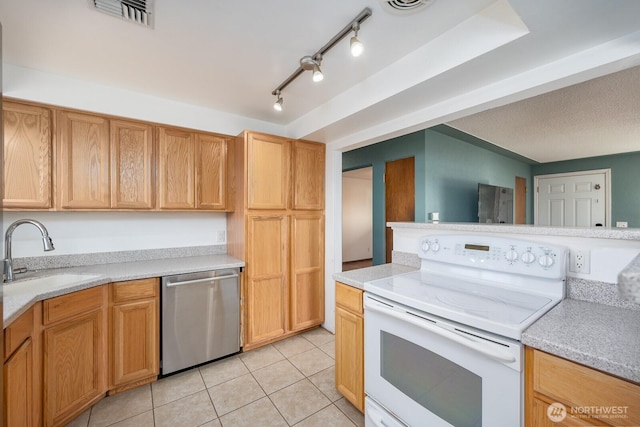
<box><xmin>533</xmin><ymin>168</ymin><xmax>612</xmax><ymax>227</ymax></box>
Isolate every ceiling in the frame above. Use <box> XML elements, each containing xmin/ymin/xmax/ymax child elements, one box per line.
<box><xmin>2</xmin><ymin>0</ymin><xmax>640</xmax><ymax>162</ymax></box>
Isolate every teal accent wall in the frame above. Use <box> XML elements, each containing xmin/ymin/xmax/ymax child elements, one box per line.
<box><xmin>343</xmin><ymin>128</ymin><xmax>532</xmax><ymax>265</ymax></box>
<box><xmin>343</xmin><ymin>131</ymin><xmax>426</xmax><ymax>265</ymax></box>
<box><xmin>532</xmin><ymin>151</ymin><xmax>640</xmax><ymax>227</ymax></box>
<box><xmin>424</xmin><ymin>129</ymin><xmax>533</xmax><ymax>223</ymax></box>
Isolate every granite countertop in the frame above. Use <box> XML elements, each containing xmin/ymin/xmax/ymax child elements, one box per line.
<box><xmin>618</xmin><ymin>253</ymin><xmax>640</xmax><ymax>304</ymax></box>
<box><xmin>388</xmin><ymin>221</ymin><xmax>640</xmax><ymax>240</ymax></box>
<box><xmin>335</xmin><ymin>261</ymin><xmax>640</xmax><ymax>385</ymax></box>
<box><xmin>333</xmin><ymin>263</ymin><xmax>418</xmax><ymax>290</ymax></box>
<box><xmin>522</xmin><ymin>299</ymin><xmax>640</xmax><ymax>383</ymax></box>
<box><xmin>3</xmin><ymin>253</ymin><xmax>244</xmax><ymax>325</ymax></box>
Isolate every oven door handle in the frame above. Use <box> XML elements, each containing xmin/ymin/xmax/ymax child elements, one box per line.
<box><xmin>366</xmin><ymin>299</ymin><xmax>516</xmax><ymax>364</ymax></box>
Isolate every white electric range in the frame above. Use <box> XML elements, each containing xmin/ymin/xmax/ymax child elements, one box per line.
<box><xmin>364</xmin><ymin>234</ymin><xmax>568</xmax><ymax>427</ymax></box>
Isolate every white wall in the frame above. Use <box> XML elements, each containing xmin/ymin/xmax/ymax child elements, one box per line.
<box><xmin>342</xmin><ymin>172</ymin><xmax>373</xmax><ymax>262</ymax></box>
<box><xmin>2</xmin><ymin>211</ymin><xmax>227</xmax><ymax>259</ymax></box>
<box><xmin>1</xmin><ymin>66</ymin><xmax>288</xmax><ymax>261</ymax></box>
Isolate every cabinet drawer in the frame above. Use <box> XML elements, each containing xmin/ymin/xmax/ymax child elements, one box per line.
<box><xmin>111</xmin><ymin>278</ymin><xmax>158</xmax><ymax>303</ymax></box>
<box><xmin>43</xmin><ymin>286</ymin><xmax>105</xmax><ymax>325</ymax></box>
<box><xmin>4</xmin><ymin>305</ymin><xmax>34</xmax><ymax>360</ymax></box>
<box><xmin>336</xmin><ymin>282</ymin><xmax>363</xmax><ymax>315</ymax></box>
<box><xmin>533</xmin><ymin>349</ymin><xmax>640</xmax><ymax>426</ymax></box>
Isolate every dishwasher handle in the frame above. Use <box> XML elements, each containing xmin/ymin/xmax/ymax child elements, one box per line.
<box><xmin>165</xmin><ymin>273</ymin><xmax>239</xmax><ymax>288</ymax></box>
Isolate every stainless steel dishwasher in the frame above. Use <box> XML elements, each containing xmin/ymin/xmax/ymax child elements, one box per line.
<box><xmin>161</xmin><ymin>268</ymin><xmax>240</xmax><ymax>376</ymax></box>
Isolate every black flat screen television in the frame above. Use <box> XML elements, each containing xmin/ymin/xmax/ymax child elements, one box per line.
<box><xmin>478</xmin><ymin>183</ymin><xmax>514</xmax><ymax>224</ymax></box>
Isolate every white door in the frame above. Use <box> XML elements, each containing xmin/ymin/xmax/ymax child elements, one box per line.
<box><xmin>535</xmin><ymin>169</ymin><xmax>610</xmax><ymax>227</ymax></box>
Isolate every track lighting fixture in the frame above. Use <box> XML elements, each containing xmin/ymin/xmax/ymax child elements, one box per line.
<box><xmin>350</xmin><ymin>23</ymin><xmax>364</xmax><ymax>57</ymax></box>
<box><xmin>273</xmin><ymin>90</ymin><xmax>283</xmax><ymax>111</ymax></box>
<box><xmin>270</xmin><ymin>7</ymin><xmax>372</xmax><ymax>111</ymax></box>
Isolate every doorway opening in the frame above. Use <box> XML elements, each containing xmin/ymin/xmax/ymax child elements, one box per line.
<box><xmin>342</xmin><ymin>167</ymin><xmax>373</xmax><ymax>271</ymax></box>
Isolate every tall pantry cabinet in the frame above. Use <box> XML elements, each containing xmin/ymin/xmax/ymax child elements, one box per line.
<box><xmin>228</xmin><ymin>131</ymin><xmax>325</xmax><ymax>350</ymax></box>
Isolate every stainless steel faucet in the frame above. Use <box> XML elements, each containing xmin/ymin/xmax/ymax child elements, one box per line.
<box><xmin>3</xmin><ymin>219</ymin><xmax>55</xmax><ymax>282</ymax></box>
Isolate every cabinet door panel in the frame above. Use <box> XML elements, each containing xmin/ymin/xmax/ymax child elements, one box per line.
<box><xmin>110</xmin><ymin>299</ymin><xmax>158</xmax><ymax>388</ymax></box>
<box><xmin>245</xmin><ymin>215</ymin><xmax>288</xmax><ymax>345</ymax></box>
<box><xmin>196</xmin><ymin>134</ymin><xmax>227</xmax><ymax>210</ymax></box>
<box><xmin>290</xmin><ymin>213</ymin><xmax>324</xmax><ymax>330</ymax></box>
<box><xmin>335</xmin><ymin>306</ymin><xmax>364</xmax><ymax>412</ymax></box>
<box><xmin>4</xmin><ymin>338</ymin><xmax>34</xmax><ymax>427</ymax></box>
<box><xmin>44</xmin><ymin>309</ymin><xmax>107</xmax><ymax>426</ymax></box>
<box><xmin>58</xmin><ymin>111</ymin><xmax>110</xmax><ymax>209</ymax></box>
<box><xmin>247</xmin><ymin>133</ymin><xmax>290</xmax><ymax>210</ymax></box>
<box><xmin>292</xmin><ymin>140</ymin><xmax>325</xmax><ymax>210</ymax></box>
<box><xmin>157</xmin><ymin>127</ymin><xmax>195</xmax><ymax>209</ymax></box>
<box><xmin>3</xmin><ymin>101</ymin><xmax>52</xmax><ymax>208</ymax></box>
<box><xmin>110</xmin><ymin>119</ymin><xmax>154</xmax><ymax>209</ymax></box>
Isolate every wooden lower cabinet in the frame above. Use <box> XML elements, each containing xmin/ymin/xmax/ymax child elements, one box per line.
<box><xmin>43</xmin><ymin>286</ymin><xmax>108</xmax><ymax>427</ymax></box>
<box><xmin>526</xmin><ymin>347</ymin><xmax>640</xmax><ymax>427</ymax></box>
<box><xmin>3</xmin><ymin>303</ymin><xmax>41</xmax><ymax>427</ymax></box>
<box><xmin>5</xmin><ymin>338</ymin><xmax>34</xmax><ymax>427</ymax></box>
<box><xmin>109</xmin><ymin>278</ymin><xmax>159</xmax><ymax>394</ymax></box>
<box><xmin>334</xmin><ymin>282</ymin><xmax>364</xmax><ymax>412</ymax></box>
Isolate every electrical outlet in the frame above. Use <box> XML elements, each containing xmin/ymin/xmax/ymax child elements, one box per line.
<box><xmin>616</xmin><ymin>221</ymin><xmax>628</xmax><ymax>228</ymax></box>
<box><xmin>216</xmin><ymin>230</ymin><xmax>226</xmax><ymax>243</ymax></box>
<box><xmin>570</xmin><ymin>250</ymin><xmax>591</xmax><ymax>274</ymax></box>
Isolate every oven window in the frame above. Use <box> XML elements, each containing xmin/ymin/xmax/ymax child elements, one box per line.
<box><xmin>381</xmin><ymin>331</ymin><xmax>482</xmax><ymax>427</ymax></box>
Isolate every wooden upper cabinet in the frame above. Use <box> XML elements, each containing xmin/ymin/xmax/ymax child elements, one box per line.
<box><xmin>247</xmin><ymin>132</ymin><xmax>290</xmax><ymax>210</ymax></box>
<box><xmin>3</xmin><ymin>101</ymin><xmax>53</xmax><ymax>209</ymax></box>
<box><xmin>157</xmin><ymin>127</ymin><xmax>195</xmax><ymax>209</ymax></box>
<box><xmin>196</xmin><ymin>133</ymin><xmax>228</xmax><ymax>210</ymax></box>
<box><xmin>57</xmin><ymin>110</ymin><xmax>111</xmax><ymax>209</ymax></box>
<box><xmin>292</xmin><ymin>140</ymin><xmax>325</xmax><ymax>210</ymax></box>
<box><xmin>110</xmin><ymin>119</ymin><xmax>154</xmax><ymax>209</ymax></box>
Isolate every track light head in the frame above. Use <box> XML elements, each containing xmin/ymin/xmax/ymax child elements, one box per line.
<box><xmin>350</xmin><ymin>23</ymin><xmax>364</xmax><ymax>57</ymax></box>
<box><xmin>350</xmin><ymin>36</ymin><xmax>364</xmax><ymax>57</ymax></box>
<box><xmin>273</xmin><ymin>90</ymin><xmax>283</xmax><ymax>111</ymax></box>
<box><xmin>312</xmin><ymin>64</ymin><xmax>324</xmax><ymax>82</ymax></box>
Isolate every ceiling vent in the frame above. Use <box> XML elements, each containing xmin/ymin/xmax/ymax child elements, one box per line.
<box><xmin>379</xmin><ymin>0</ymin><xmax>436</xmax><ymax>15</ymax></box>
<box><xmin>93</xmin><ymin>0</ymin><xmax>153</xmax><ymax>27</ymax></box>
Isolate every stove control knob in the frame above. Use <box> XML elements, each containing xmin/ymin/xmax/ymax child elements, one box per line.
<box><xmin>521</xmin><ymin>251</ymin><xmax>536</xmax><ymax>264</ymax></box>
<box><xmin>431</xmin><ymin>242</ymin><xmax>440</xmax><ymax>252</ymax></box>
<box><xmin>421</xmin><ymin>241</ymin><xmax>430</xmax><ymax>252</ymax></box>
<box><xmin>539</xmin><ymin>254</ymin><xmax>555</xmax><ymax>268</ymax></box>
<box><xmin>505</xmin><ymin>249</ymin><xmax>519</xmax><ymax>262</ymax></box>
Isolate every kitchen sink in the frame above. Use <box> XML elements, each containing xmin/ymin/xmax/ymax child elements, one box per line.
<box><xmin>2</xmin><ymin>273</ymin><xmax>103</xmax><ymax>297</ymax></box>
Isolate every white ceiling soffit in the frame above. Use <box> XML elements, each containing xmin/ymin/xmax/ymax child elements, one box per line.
<box><xmin>288</xmin><ymin>0</ymin><xmax>529</xmax><ymax>143</ymax></box>
<box><xmin>447</xmin><ymin>65</ymin><xmax>640</xmax><ymax>163</ymax></box>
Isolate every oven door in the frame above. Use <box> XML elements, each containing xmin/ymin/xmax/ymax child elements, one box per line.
<box><xmin>364</xmin><ymin>293</ymin><xmax>523</xmax><ymax>427</ymax></box>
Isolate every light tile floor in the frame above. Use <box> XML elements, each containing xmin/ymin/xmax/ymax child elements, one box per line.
<box><xmin>65</xmin><ymin>328</ymin><xmax>364</xmax><ymax>427</ymax></box>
